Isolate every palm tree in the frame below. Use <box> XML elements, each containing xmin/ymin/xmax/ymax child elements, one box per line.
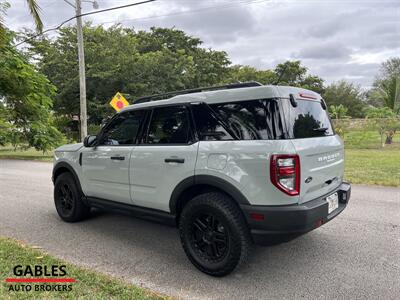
<box><xmin>0</xmin><ymin>0</ymin><xmax>43</xmax><ymax>33</ymax></box>
<box><xmin>26</xmin><ymin>0</ymin><xmax>43</xmax><ymax>32</ymax></box>
<box><xmin>0</xmin><ymin>1</ymin><xmax>9</xmax><ymax>44</ymax></box>
<box><xmin>374</xmin><ymin>76</ymin><xmax>400</xmax><ymax>115</ymax></box>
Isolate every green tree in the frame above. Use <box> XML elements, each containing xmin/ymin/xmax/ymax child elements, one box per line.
<box><xmin>26</xmin><ymin>0</ymin><xmax>43</xmax><ymax>32</ymax></box>
<box><xmin>0</xmin><ymin>1</ymin><xmax>10</xmax><ymax>45</ymax></box>
<box><xmin>323</xmin><ymin>81</ymin><xmax>366</xmax><ymax>118</ymax></box>
<box><xmin>222</xmin><ymin>65</ymin><xmax>276</xmax><ymax>85</ymax></box>
<box><xmin>330</xmin><ymin>104</ymin><xmax>349</xmax><ymax>119</ymax></box>
<box><xmin>370</xmin><ymin>58</ymin><xmax>400</xmax><ymax>114</ymax></box>
<box><xmin>26</xmin><ymin>25</ymin><xmax>231</xmax><ymax>128</ymax></box>
<box><xmin>380</xmin><ymin>57</ymin><xmax>400</xmax><ymax>79</ymax></box>
<box><xmin>365</xmin><ymin>107</ymin><xmax>399</xmax><ymax>146</ymax></box>
<box><xmin>0</xmin><ymin>31</ymin><xmax>65</xmax><ymax>151</ymax></box>
<box><xmin>221</xmin><ymin>60</ymin><xmax>324</xmax><ymax>94</ymax></box>
<box><xmin>274</xmin><ymin>60</ymin><xmax>325</xmax><ymax>94</ymax></box>
<box><xmin>1</xmin><ymin>1</ymin><xmax>42</xmax><ymax>33</ymax></box>
<box><xmin>329</xmin><ymin>104</ymin><xmax>349</xmax><ymax>139</ymax></box>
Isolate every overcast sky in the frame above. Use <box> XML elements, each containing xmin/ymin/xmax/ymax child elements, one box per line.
<box><xmin>5</xmin><ymin>0</ymin><xmax>400</xmax><ymax>88</ymax></box>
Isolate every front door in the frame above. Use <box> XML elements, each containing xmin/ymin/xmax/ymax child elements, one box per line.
<box><xmin>81</xmin><ymin>110</ymin><xmax>145</xmax><ymax>204</ymax></box>
<box><xmin>130</xmin><ymin>105</ymin><xmax>198</xmax><ymax>212</ymax></box>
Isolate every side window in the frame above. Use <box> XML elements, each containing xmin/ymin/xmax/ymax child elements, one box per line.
<box><xmin>210</xmin><ymin>100</ymin><xmax>268</xmax><ymax>140</ymax></box>
<box><xmin>210</xmin><ymin>99</ymin><xmax>284</xmax><ymax>140</ymax></box>
<box><xmin>144</xmin><ymin>106</ymin><xmax>191</xmax><ymax>144</ymax></box>
<box><xmin>265</xmin><ymin>100</ymin><xmax>286</xmax><ymax>139</ymax></box>
<box><xmin>191</xmin><ymin>104</ymin><xmax>233</xmax><ymax>141</ymax></box>
<box><xmin>101</xmin><ymin>110</ymin><xmax>144</xmax><ymax>145</ymax></box>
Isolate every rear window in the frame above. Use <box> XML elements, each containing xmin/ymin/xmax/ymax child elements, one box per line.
<box><xmin>209</xmin><ymin>99</ymin><xmax>285</xmax><ymax>140</ymax></box>
<box><xmin>284</xmin><ymin>99</ymin><xmax>334</xmax><ymax>138</ymax></box>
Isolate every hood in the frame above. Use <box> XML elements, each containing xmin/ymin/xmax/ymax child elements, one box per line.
<box><xmin>55</xmin><ymin>143</ymin><xmax>83</xmax><ymax>152</ymax></box>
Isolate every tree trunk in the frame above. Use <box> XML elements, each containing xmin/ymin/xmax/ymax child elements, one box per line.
<box><xmin>385</xmin><ymin>130</ymin><xmax>394</xmax><ymax>144</ymax></box>
<box><xmin>385</xmin><ymin>136</ymin><xmax>393</xmax><ymax>144</ymax></box>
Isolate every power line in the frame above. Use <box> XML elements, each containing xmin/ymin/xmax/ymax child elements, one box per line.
<box><xmin>99</xmin><ymin>0</ymin><xmax>270</xmax><ymax>25</ymax></box>
<box><xmin>16</xmin><ymin>0</ymin><xmax>157</xmax><ymax>46</ymax></box>
<box><xmin>16</xmin><ymin>0</ymin><xmax>270</xmax><ymax>46</ymax></box>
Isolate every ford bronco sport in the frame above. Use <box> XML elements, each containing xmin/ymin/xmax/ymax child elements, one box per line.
<box><xmin>52</xmin><ymin>82</ymin><xmax>351</xmax><ymax>276</ymax></box>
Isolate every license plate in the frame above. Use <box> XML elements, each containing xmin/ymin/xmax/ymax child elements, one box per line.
<box><xmin>326</xmin><ymin>192</ymin><xmax>339</xmax><ymax>214</ymax></box>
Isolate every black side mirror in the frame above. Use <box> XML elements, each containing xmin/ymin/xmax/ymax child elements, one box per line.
<box><xmin>83</xmin><ymin>135</ymin><xmax>97</xmax><ymax>147</ymax></box>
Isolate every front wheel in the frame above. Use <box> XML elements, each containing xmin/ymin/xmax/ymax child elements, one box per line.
<box><xmin>54</xmin><ymin>172</ymin><xmax>90</xmax><ymax>222</ymax></box>
<box><xmin>179</xmin><ymin>192</ymin><xmax>252</xmax><ymax>277</ymax></box>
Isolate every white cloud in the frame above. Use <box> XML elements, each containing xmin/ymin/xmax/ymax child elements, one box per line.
<box><xmin>4</xmin><ymin>0</ymin><xmax>400</xmax><ymax>88</ymax></box>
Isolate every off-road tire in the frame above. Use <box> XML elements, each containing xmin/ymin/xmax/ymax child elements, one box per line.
<box><xmin>54</xmin><ymin>172</ymin><xmax>90</xmax><ymax>222</ymax></box>
<box><xmin>179</xmin><ymin>192</ymin><xmax>252</xmax><ymax>277</ymax></box>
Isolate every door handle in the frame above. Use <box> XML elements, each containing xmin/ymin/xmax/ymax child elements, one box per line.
<box><xmin>110</xmin><ymin>156</ymin><xmax>125</xmax><ymax>161</ymax></box>
<box><xmin>164</xmin><ymin>157</ymin><xmax>185</xmax><ymax>163</ymax></box>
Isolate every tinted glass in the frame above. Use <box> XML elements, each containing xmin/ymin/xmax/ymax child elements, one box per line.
<box><xmin>145</xmin><ymin>106</ymin><xmax>190</xmax><ymax>144</ymax></box>
<box><xmin>285</xmin><ymin>99</ymin><xmax>334</xmax><ymax>138</ymax></box>
<box><xmin>101</xmin><ymin>110</ymin><xmax>144</xmax><ymax>145</ymax></box>
<box><xmin>191</xmin><ymin>104</ymin><xmax>233</xmax><ymax>141</ymax></box>
<box><xmin>265</xmin><ymin>100</ymin><xmax>286</xmax><ymax>140</ymax></box>
<box><xmin>210</xmin><ymin>99</ymin><xmax>284</xmax><ymax>140</ymax></box>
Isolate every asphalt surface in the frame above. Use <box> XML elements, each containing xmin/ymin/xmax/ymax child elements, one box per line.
<box><xmin>0</xmin><ymin>159</ymin><xmax>399</xmax><ymax>299</ymax></box>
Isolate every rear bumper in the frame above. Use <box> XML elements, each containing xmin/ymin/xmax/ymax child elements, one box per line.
<box><xmin>241</xmin><ymin>182</ymin><xmax>351</xmax><ymax>244</ymax></box>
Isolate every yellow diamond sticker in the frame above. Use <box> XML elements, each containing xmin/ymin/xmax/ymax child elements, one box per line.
<box><xmin>110</xmin><ymin>92</ymin><xmax>129</xmax><ymax>112</ymax></box>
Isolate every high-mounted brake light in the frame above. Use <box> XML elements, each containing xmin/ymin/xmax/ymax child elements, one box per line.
<box><xmin>270</xmin><ymin>154</ymin><xmax>300</xmax><ymax>196</ymax></box>
<box><xmin>299</xmin><ymin>92</ymin><xmax>317</xmax><ymax>100</ymax></box>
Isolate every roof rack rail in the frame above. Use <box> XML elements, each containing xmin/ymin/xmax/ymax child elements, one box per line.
<box><xmin>133</xmin><ymin>81</ymin><xmax>263</xmax><ymax>104</ymax></box>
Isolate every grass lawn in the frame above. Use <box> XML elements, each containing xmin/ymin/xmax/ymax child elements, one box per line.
<box><xmin>0</xmin><ymin>237</ymin><xmax>167</xmax><ymax>299</ymax></box>
<box><xmin>0</xmin><ymin>147</ymin><xmax>53</xmax><ymax>162</ymax></box>
<box><xmin>342</xmin><ymin>130</ymin><xmax>400</xmax><ymax>186</ymax></box>
<box><xmin>343</xmin><ymin>130</ymin><xmax>400</xmax><ymax>150</ymax></box>
<box><xmin>345</xmin><ymin>148</ymin><xmax>400</xmax><ymax>186</ymax></box>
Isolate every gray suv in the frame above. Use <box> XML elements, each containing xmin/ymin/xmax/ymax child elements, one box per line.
<box><xmin>52</xmin><ymin>82</ymin><xmax>351</xmax><ymax>276</ymax></box>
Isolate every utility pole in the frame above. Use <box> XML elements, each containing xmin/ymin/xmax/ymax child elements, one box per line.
<box><xmin>64</xmin><ymin>0</ymin><xmax>99</xmax><ymax>141</ymax></box>
<box><xmin>75</xmin><ymin>0</ymin><xmax>87</xmax><ymax>141</ymax></box>
<box><xmin>59</xmin><ymin>0</ymin><xmax>155</xmax><ymax>141</ymax></box>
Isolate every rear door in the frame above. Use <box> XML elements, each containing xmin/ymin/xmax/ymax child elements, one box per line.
<box><xmin>130</xmin><ymin>105</ymin><xmax>198</xmax><ymax>212</ymax></box>
<box><xmin>282</xmin><ymin>96</ymin><xmax>344</xmax><ymax>203</ymax></box>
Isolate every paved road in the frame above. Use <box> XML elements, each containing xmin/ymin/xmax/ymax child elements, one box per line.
<box><xmin>0</xmin><ymin>159</ymin><xmax>399</xmax><ymax>299</ymax></box>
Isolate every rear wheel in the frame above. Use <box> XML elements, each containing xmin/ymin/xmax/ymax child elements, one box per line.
<box><xmin>179</xmin><ymin>192</ymin><xmax>252</xmax><ymax>277</ymax></box>
<box><xmin>54</xmin><ymin>172</ymin><xmax>90</xmax><ymax>222</ymax></box>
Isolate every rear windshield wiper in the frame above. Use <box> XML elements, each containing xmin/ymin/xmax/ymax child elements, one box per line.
<box><xmin>313</xmin><ymin>127</ymin><xmax>329</xmax><ymax>132</ymax></box>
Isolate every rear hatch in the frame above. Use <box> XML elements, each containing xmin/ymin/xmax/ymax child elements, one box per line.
<box><xmin>280</xmin><ymin>90</ymin><xmax>344</xmax><ymax>204</ymax></box>
<box><xmin>291</xmin><ymin>136</ymin><xmax>344</xmax><ymax>203</ymax></box>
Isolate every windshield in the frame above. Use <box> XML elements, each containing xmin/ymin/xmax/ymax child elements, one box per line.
<box><xmin>283</xmin><ymin>99</ymin><xmax>334</xmax><ymax>138</ymax></box>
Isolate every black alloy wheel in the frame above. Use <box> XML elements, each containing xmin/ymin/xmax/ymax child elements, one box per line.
<box><xmin>190</xmin><ymin>213</ymin><xmax>229</xmax><ymax>262</ymax></box>
<box><xmin>54</xmin><ymin>172</ymin><xmax>90</xmax><ymax>222</ymax></box>
<box><xmin>57</xmin><ymin>183</ymin><xmax>75</xmax><ymax>217</ymax></box>
<box><xmin>179</xmin><ymin>192</ymin><xmax>252</xmax><ymax>277</ymax></box>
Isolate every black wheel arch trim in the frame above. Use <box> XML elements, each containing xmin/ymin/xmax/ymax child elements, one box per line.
<box><xmin>169</xmin><ymin>175</ymin><xmax>250</xmax><ymax>214</ymax></box>
<box><xmin>52</xmin><ymin>162</ymin><xmax>84</xmax><ymax>197</ymax></box>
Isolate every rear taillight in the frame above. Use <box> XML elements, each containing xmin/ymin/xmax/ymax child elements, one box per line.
<box><xmin>270</xmin><ymin>154</ymin><xmax>300</xmax><ymax>196</ymax></box>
